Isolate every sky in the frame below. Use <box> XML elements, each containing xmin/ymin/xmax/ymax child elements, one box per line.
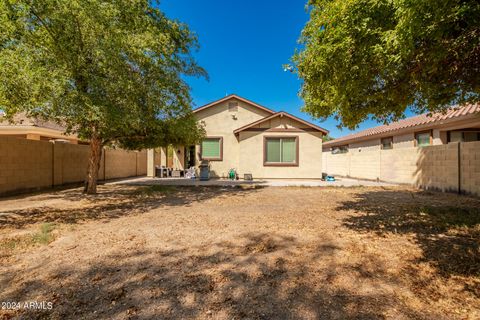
<box><xmin>159</xmin><ymin>0</ymin><xmax>401</xmax><ymax>138</ymax></box>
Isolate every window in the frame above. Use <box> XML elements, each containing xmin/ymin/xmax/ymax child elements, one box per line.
<box><xmin>464</xmin><ymin>131</ymin><xmax>480</xmax><ymax>142</ymax></box>
<box><xmin>449</xmin><ymin>131</ymin><xmax>463</xmax><ymax>143</ymax></box>
<box><xmin>381</xmin><ymin>137</ymin><xmax>393</xmax><ymax>150</ymax></box>
<box><xmin>448</xmin><ymin>130</ymin><xmax>480</xmax><ymax>143</ymax></box>
<box><xmin>331</xmin><ymin>145</ymin><xmax>348</xmax><ymax>154</ymax></box>
<box><xmin>264</xmin><ymin>136</ymin><xmax>298</xmax><ymax>166</ymax></box>
<box><xmin>228</xmin><ymin>101</ymin><xmax>238</xmax><ymax>112</ymax></box>
<box><xmin>415</xmin><ymin>131</ymin><xmax>431</xmax><ymax>147</ymax></box>
<box><xmin>201</xmin><ymin>137</ymin><xmax>223</xmax><ymax>161</ymax></box>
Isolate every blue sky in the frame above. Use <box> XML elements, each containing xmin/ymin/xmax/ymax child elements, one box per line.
<box><xmin>160</xmin><ymin>0</ymin><xmax>395</xmax><ymax>138</ymax></box>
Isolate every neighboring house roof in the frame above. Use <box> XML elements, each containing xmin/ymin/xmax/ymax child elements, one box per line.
<box><xmin>233</xmin><ymin>111</ymin><xmax>329</xmax><ymax>135</ymax></box>
<box><xmin>324</xmin><ymin>103</ymin><xmax>480</xmax><ymax>148</ymax></box>
<box><xmin>0</xmin><ymin>112</ymin><xmax>67</xmax><ymax>132</ymax></box>
<box><xmin>193</xmin><ymin>94</ymin><xmax>276</xmax><ymax>114</ymax></box>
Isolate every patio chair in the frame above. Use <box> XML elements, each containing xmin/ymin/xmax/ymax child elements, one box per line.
<box><xmin>185</xmin><ymin>167</ymin><xmax>196</xmax><ymax>179</ymax></box>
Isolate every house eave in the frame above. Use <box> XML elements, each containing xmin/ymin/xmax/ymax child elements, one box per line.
<box><xmin>193</xmin><ymin>94</ymin><xmax>276</xmax><ymax>115</ymax></box>
<box><xmin>233</xmin><ymin>111</ymin><xmax>329</xmax><ymax>135</ymax></box>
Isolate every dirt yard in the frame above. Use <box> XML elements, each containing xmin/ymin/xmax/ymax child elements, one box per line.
<box><xmin>0</xmin><ymin>185</ymin><xmax>479</xmax><ymax>319</ymax></box>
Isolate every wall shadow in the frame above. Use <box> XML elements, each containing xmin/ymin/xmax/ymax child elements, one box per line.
<box><xmin>1</xmin><ymin>233</ymin><xmax>428</xmax><ymax>319</ymax></box>
<box><xmin>0</xmin><ymin>185</ymin><xmax>263</xmax><ymax>230</ymax></box>
<box><xmin>338</xmin><ymin>189</ymin><xmax>480</xmax><ymax>278</ymax></box>
<box><xmin>412</xmin><ymin>144</ymin><xmax>461</xmax><ymax>194</ymax></box>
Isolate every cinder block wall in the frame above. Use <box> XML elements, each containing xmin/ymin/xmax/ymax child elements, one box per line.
<box><xmin>379</xmin><ymin>147</ymin><xmax>418</xmax><ymax>184</ymax></box>
<box><xmin>0</xmin><ymin>137</ymin><xmax>53</xmax><ymax>194</ymax></box>
<box><xmin>54</xmin><ymin>143</ymin><xmax>92</xmax><ymax>184</ymax></box>
<box><xmin>0</xmin><ymin>136</ymin><xmax>147</xmax><ymax>195</ymax></box>
<box><xmin>104</xmin><ymin>148</ymin><xmax>138</xmax><ymax>180</ymax></box>
<box><xmin>349</xmin><ymin>150</ymin><xmax>381</xmax><ymax>180</ymax></box>
<box><xmin>322</xmin><ymin>153</ymin><xmax>350</xmax><ymax>177</ymax></box>
<box><xmin>323</xmin><ymin>141</ymin><xmax>480</xmax><ymax>196</ymax></box>
<box><xmin>414</xmin><ymin>143</ymin><xmax>459</xmax><ymax>192</ymax></box>
<box><xmin>461</xmin><ymin>141</ymin><xmax>480</xmax><ymax>196</ymax></box>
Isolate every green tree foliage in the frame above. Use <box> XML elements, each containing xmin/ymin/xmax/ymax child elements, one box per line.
<box><xmin>0</xmin><ymin>0</ymin><xmax>206</xmax><ymax>193</ymax></box>
<box><xmin>322</xmin><ymin>134</ymin><xmax>334</xmax><ymax>142</ymax></box>
<box><xmin>293</xmin><ymin>0</ymin><xmax>480</xmax><ymax>128</ymax></box>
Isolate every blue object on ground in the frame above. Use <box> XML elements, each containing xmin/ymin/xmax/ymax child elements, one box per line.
<box><xmin>326</xmin><ymin>176</ymin><xmax>335</xmax><ymax>182</ymax></box>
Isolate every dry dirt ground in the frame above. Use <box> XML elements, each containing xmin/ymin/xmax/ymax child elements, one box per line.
<box><xmin>0</xmin><ymin>185</ymin><xmax>479</xmax><ymax>320</ymax></box>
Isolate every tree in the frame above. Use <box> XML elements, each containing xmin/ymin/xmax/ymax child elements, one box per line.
<box><xmin>322</xmin><ymin>134</ymin><xmax>334</xmax><ymax>142</ymax></box>
<box><xmin>292</xmin><ymin>0</ymin><xmax>480</xmax><ymax>129</ymax></box>
<box><xmin>0</xmin><ymin>0</ymin><xmax>206</xmax><ymax>193</ymax></box>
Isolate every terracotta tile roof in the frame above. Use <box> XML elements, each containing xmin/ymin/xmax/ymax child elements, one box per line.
<box><xmin>0</xmin><ymin>112</ymin><xmax>67</xmax><ymax>132</ymax></box>
<box><xmin>324</xmin><ymin>103</ymin><xmax>480</xmax><ymax>147</ymax></box>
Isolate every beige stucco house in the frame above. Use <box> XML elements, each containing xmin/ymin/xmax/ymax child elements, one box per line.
<box><xmin>148</xmin><ymin>95</ymin><xmax>328</xmax><ymax>179</ymax></box>
<box><xmin>323</xmin><ymin>104</ymin><xmax>480</xmax><ymax>153</ymax></box>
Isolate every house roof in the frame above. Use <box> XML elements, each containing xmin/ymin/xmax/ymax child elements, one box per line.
<box><xmin>233</xmin><ymin>111</ymin><xmax>329</xmax><ymax>135</ymax></box>
<box><xmin>193</xmin><ymin>94</ymin><xmax>276</xmax><ymax>115</ymax></box>
<box><xmin>323</xmin><ymin>103</ymin><xmax>480</xmax><ymax>147</ymax></box>
<box><xmin>0</xmin><ymin>112</ymin><xmax>66</xmax><ymax>131</ymax></box>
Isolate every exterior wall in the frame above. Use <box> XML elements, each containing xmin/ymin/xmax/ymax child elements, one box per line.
<box><xmin>379</xmin><ymin>147</ymin><xmax>419</xmax><ymax>184</ymax></box>
<box><xmin>461</xmin><ymin>141</ymin><xmax>480</xmax><ymax>196</ymax></box>
<box><xmin>349</xmin><ymin>149</ymin><xmax>381</xmax><ymax>179</ymax></box>
<box><xmin>432</xmin><ymin>129</ymin><xmax>443</xmax><ymax>145</ymax></box>
<box><xmin>158</xmin><ymin>148</ymin><xmax>166</xmax><ymax>166</ymax></box>
<box><xmin>322</xmin><ymin>152</ymin><xmax>350</xmax><ymax>177</ymax></box>
<box><xmin>238</xmin><ymin>130</ymin><xmax>323</xmax><ymax>179</ymax></box>
<box><xmin>194</xmin><ymin>99</ymin><xmax>273</xmax><ymax>178</ymax></box>
<box><xmin>104</xmin><ymin>148</ymin><xmax>138</xmax><ymax>180</ymax></box>
<box><xmin>172</xmin><ymin>146</ymin><xmax>185</xmax><ymax>170</ymax></box>
<box><xmin>147</xmin><ymin>148</ymin><xmax>164</xmax><ymax>177</ymax></box>
<box><xmin>0</xmin><ymin>137</ymin><xmax>53</xmax><ymax>194</ymax></box>
<box><xmin>393</xmin><ymin>133</ymin><xmax>416</xmax><ymax>148</ymax></box>
<box><xmin>0</xmin><ymin>136</ymin><xmax>147</xmax><ymax>195</ymax></box>
<box><xmin>322</xmin><ymin>141</ymin><xmax>480</xmax><ymax>196</ymax></box>
<box><xmin>349</xmin><ymin>139</ymin><xmax>381</xmax><ymax>151</ymax></box>
<box><xmin>147</xmin><ymin>149</ymin><xmax>155</xmax><ymax>177</ymax></box>
<box><xmin>264</xmin><ymin>116</ymin><xmax>306</xmax><ymax>130</ymax></box>
<box><xmin>26</xmin><ymin>133</ymin><xmax>41</xmax><ymax>140</ymax></box>
<box><xmin>414</xmin><ymin>143</ymin><xmax>459</xmax><ymax>192</ymax></box>
<box><xmin>54</xmin><ymin>143</ymin><xmax>92</xmax><ymax>184</ymax></box>
<box><xmin>136</xmin><ymin>150</ymin><xmax>147</xmax><ymax>175</ymax></box>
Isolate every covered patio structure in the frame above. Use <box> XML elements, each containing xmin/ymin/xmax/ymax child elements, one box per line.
<box><xmin>147</xmin><ymin>146</ymin><xmax>194</xmax><ymax>178</ymax></box>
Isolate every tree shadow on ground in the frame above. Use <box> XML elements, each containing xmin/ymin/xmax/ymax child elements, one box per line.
<box><xmin>0</xmin><ymin>233</ymin><xmax>431</xmax><ymax>320</ymax></box>
<box><xmin>0</xmin><ymin>185</ymin><xmax>263</xmax><ymax>230</ymax></box>
<box><xmin>338</xmin><ymin>189</ymin><xmax>480</xmax><ymax>278</ymax></box>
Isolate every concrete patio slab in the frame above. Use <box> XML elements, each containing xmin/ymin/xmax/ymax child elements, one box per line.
<box><xmin>109</xmin><ymin>176</ymin><xmax>397</xmax><ymax>188</ymax></box>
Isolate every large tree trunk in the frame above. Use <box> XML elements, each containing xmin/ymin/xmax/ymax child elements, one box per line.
<box><xmin>84</xmin><ymin>136</ymin><xmax>103</xmax><ymax>194</ymax></box>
